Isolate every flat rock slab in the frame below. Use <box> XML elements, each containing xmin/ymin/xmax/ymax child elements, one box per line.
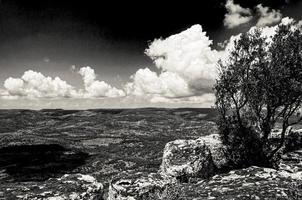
<box><xmin>108</xmin><ymin>172</ymin><xmax>170</xmax><ymax>200</ymax></box>
<box><xmin>0</xmin><ymin>174</ymin><xmax>103</xmax><ymax>200</ymax></box>
<box><xmin>177</xmin><ymin>166</ymin><xmax>302</xmax><ymax>200</ymax></box>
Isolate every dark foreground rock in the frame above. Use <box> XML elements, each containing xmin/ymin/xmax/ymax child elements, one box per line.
<box><xmin>0</xmin><ymin>173</ymin><xmax>103</xmax><ymax>200</ymax></box>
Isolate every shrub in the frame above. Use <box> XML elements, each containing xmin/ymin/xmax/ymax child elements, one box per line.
<box><xmin>215</xmin><ymin>21</ymin><xmax>302</xmax><ymax>168</ymax></box>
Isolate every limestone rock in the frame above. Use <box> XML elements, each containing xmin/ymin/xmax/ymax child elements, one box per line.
<box><xmin>279</xmin><ymin>149</ymin><xmax>302</xmax><ymax>173</ymax></box>
<box><xmin>201</xmin><ymin>134</ymin><xmax>228</xmax><ymax>169</ymax></box>
<box><xmin>108</xmin><ymin>172</ymin><xmax>170</xmax><ymax>200</ymax></box>
<box><xmin>0</xmin><ymin>174</ymin><xmax>103</xmax><ymax>200</ymax></box>
<box><xmin>178</xmin><ymin>166</ymin><xmax>302</xmax><ymax>200</ymax></box>
<box><xmin>160</xmin><ymin>134</ymin><xmax>228</xmax><ymax>181</ymax></box>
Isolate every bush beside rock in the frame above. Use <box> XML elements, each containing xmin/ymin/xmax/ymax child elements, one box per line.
<box><xmin>107</xmin><ymin>133</ymin><xmax>302</xmax><ymax>200</ymax></box>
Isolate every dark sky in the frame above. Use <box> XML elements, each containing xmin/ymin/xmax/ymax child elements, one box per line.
<box><xmin>0</xmin><ymin>0</ymin><xmax>301</xmax><ymax>87</ymax></box>
<box><xmin>1</xmin><ymin>0</ymin><xmax>296</xmax><ymax>41</ymax></box>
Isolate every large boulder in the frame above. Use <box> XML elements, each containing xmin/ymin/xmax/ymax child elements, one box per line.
<box><xmin>0</xmin><ymin>174</ymin><xmax>103</xmax><ymax>200</ymax></box>
<box><xmin>201</xmin><ymin>134</ymin><xmax>228</xmax><ymax>169</ymax></box>
<box><xmin>108</xmin><ymin>172</ymin><xmax>171</xmax><ymax>200</ymax></box>
<box><xmin>160</xmin><ymin>134</ymin><xmax>228</xmax><ymax>181</ymax></box>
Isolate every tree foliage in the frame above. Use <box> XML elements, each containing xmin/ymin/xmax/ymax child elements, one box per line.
<box><xmin>215</xmin><ymin>23</ymin><xmax>302</xmax><ymax>167</ymax></box>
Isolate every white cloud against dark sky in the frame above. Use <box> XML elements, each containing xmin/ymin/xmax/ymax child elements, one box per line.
<box><xmin>224</xmin><ymin>0</ymin><xmax>283</xmax><ymax>29</ymax></box>
<box><xmin>0</xmin><ymin>0</ymin><xmax>302</xmax><ymax>108</ymax></box>
<box><xmin>224</xmin><ymin>0</ymin><xmax>253</xmax><ymax>29</ymax></box>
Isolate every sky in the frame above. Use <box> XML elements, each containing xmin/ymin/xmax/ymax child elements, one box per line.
<box><xmin>0</xmin><ymin>0</ymin><xmax>302</xmax><ymax>109</ymax></box>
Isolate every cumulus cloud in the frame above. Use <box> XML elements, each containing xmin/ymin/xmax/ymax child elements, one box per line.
<box><xmin>126</xmin><ymin>19</ymin><xmax>297</xmax><ymax>104</ymax></box>
<box><xmin>2</xmin><ymin>67</ymin><xmax>125</xmax><ymax>99</ymax></box>
<box><xmin>145</xmin><ymin>25</ymin><xmax>218</xmax><ymax>82</ymax></box>
<box><xmin>78</xmin><ymin>66</ymin><xmax>125</xmax><ymax>98</ymax></box>
<box><xmin>224</xmin><ymin>1</ymin><xmax>283</xmax><ymax>29</ymax></box>
<box><xmin>256</xmin><ymin>4</ymin><xmax>282</xmax><ymax>27</ymax></box>
<box><xmin>298</xmin><ymin>20</ymin><xmax>302</xmax><ymax>28</ymax></box>
<box><xmin>2</xmin><ymin>16</ymin><xmax>297</xmax><ymax>106</ymax></box>
<box><xmin>126</xmin><ymin>25</ymin><xmax>220</xmax><ymax>103</ymax></box>
<box><xmin>4</xmin><ymin>70</ymin><xmax>77</xmax><ymax>98</ymax></box>
<box><xmin>125</xmin><ymin>68</ymin><xmax>192</xmax><ymax>98</ymax></box>
<box><xmin>224</xmin><ymin>0</ymin><xmax>253</xmax><ymax>29</ymax></box>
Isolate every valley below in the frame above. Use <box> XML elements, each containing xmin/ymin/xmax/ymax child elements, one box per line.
<box><xmin>0</xmin><ymin>108</ymin><xmax>300</xmax><ymax>199</ymax></box>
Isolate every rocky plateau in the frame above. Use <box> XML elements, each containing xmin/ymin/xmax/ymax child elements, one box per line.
<box><xmin>0</xmin><ymin>108</ymin><xmax>301</xmax><ymax>199</ymax></box>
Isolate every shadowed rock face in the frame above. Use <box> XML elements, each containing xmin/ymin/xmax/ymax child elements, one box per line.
<box><xmin>0</xmin><ymin>144</ymin><xmax>89</xmax><ymax>182</ymax></box>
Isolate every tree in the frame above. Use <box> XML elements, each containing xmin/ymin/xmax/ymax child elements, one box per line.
<box><xmin>214</xmin><ymin>23</ymin><xmax>302</xmax><ymax>167</ymax></box>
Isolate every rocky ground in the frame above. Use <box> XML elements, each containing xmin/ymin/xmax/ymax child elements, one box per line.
<box><xmin>0</xmin><ymin>108</ymin><xmax>301</xmax><ymax>199</ymax></box>
<box><xmin>0</xmin><ymin>108</ymin><xmax>217</xmax><ymax>199</ymax></box>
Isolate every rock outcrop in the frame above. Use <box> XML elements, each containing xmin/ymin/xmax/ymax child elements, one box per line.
<box><xmin>0</xmin><ymin>108</ymin><xmax>218</xmax><ymax>199</ymax></box>
<box><xmin>279</xmin><ymin>149</ymin><xmax>302</xmax><ymax>173</ymax></box>
<box><xmin>1</xmin><ymin>109</ymin><xmax>301</xmax><ymax>199</ymax></box>
<box><xmin>178</xmin><ymin>166</ymin><xmax>302</xmax><ymax>200</ymax></box>
<box><xmin>107</xmin><ymin>134</ymin><xmax>230</xmax><ymax>199</ymax></box>
<box><xmin>0</xmin><ymin>174</ymin><xmax>103</xmax><ymax>200</ymax></box>
<box><xmin>160</xmin><ymin>134</ymin><xmax>228</xmax><ymax>181</ymax></box>
<box><xmin>108</xmin><ymin>133</ymin><xmax>302</xmax><ymax>200</ymax></box>
<box><xmin>108</xmin><ymin>172</ymin><xmax>170</xmax><ymax>200</ymax></box>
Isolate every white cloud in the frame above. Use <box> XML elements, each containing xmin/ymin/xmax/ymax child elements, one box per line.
<box><xmin>126</xmin><ymin>20</ymin><xmax>296</xmax><ymax>104</ymax></box>
<box><xmin>4</xmin><ymin>70</ymin><xmax>77</xmax><ymax>98</ymax></box>
<box><xmin>224</xmin><ymin>1</ymin><xmax>283</xmax><ymax>29</ymax></box>
<box><xmin>2</xmin><ymin>16</ymin><xmax>298</xmax><ymax>107</ymax></box>
<box><xmin>256</xmin><ymin>4</ymin><xmax>282</xmax><ymax>27</ymax></box>
<box><xmin>125</xmin><ymin>68</ymin><xmax>192</xmax><ymax>98</ymax></box>
<box><xmin>145</xmin><ymin>25</ymin><xmax>218</xmax><ymax>82</ymax></box>
<box><xmin>78</xmin><ymin>66</ymin><xmax>125</xmax><ymax>98</ymax></box>
<box><xmin>2</xmin><ymin>67</ymin><xmax>125</xmax><ymax>99</ymax></box>
<box><xmin>70</xmin><ymin>65</ymin><xmax>77</xmax><ymax>73</ymax></box>
<box><xmin>224</xmin><ymin>0</ymin><xmax>253</xmax><ymax>29</ymax></box>
<box><xmin>298</xmin><ymin>20</ymin><xmax>302</xmax><ymax>28</ymax></box>
<box><xmin>125</xmin><ymin>25</ymin><xmax>220</xmax><ymax>104</ymax></box>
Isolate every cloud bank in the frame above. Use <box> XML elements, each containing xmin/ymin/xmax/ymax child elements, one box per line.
<box><xmin>4</xmin><ymin>70</ymin><xmax>77</xmax><ymax>98</ymax></box>
<box><xmin>224</xmin><ymin>0</ymin><xmax>283</xmax><ymax>29</ymax></box>
<box><xmin>78</xmin><ymin>66</ymin><xmax>125</xmax><ymax>98</ymax></box>
<box><xmin>2</xmin><ymin>67</ymin><xmax>125</xmax><ymax>99</ymax></box>
<box><xmin>1</xmin><ymin>16</ymin><xmax>299</xmax><ymax>107</ymax></box>
<box><xmin>1</xmin><ymin>25</ymin><xmax>220</xmax><ymax>105</ymax></box>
